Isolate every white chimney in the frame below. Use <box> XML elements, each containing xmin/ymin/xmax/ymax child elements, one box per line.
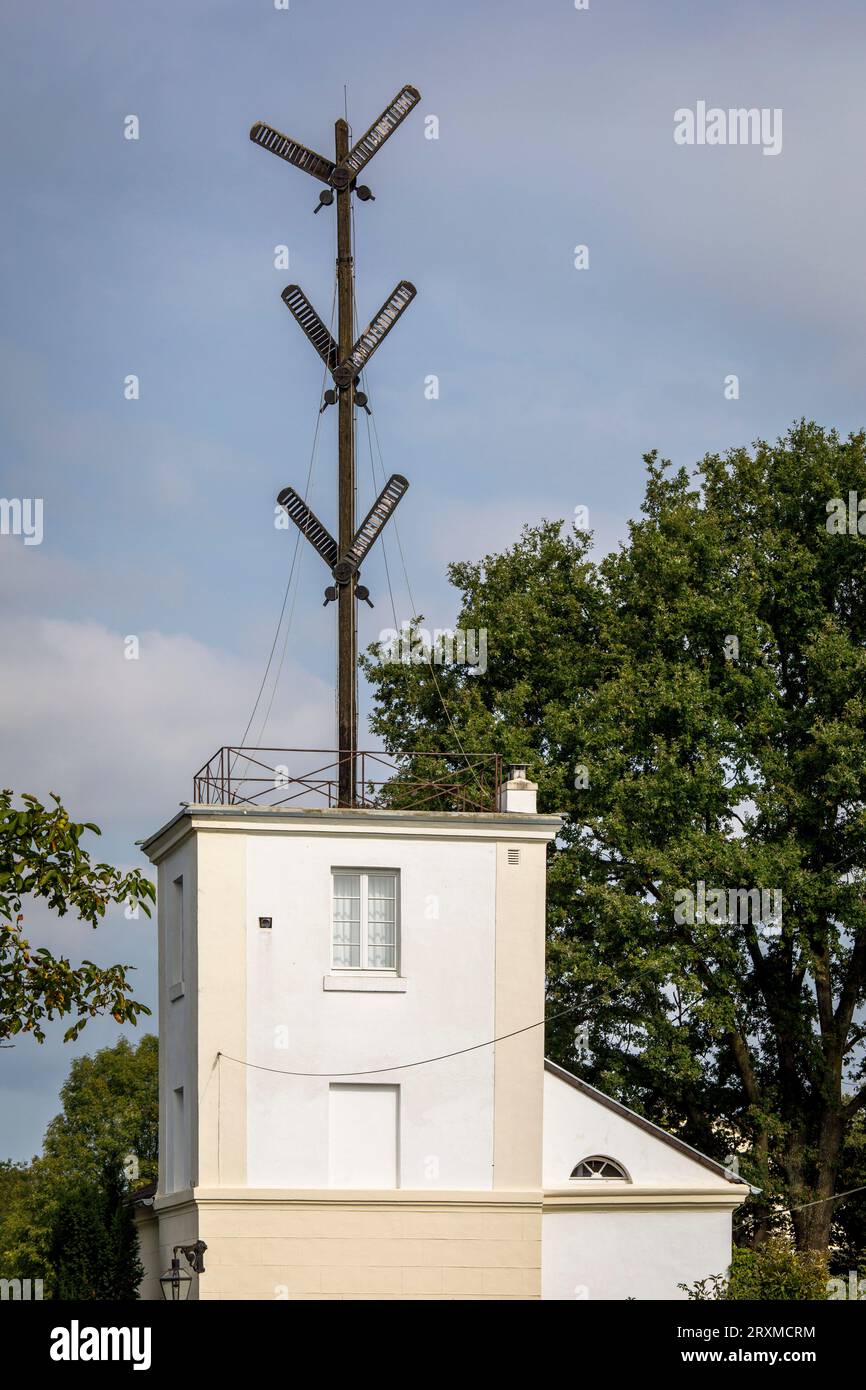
<box><xmin>498</xmin><ymin>764</ymin><xmax>538</xmax><ymax>814</ymax></box>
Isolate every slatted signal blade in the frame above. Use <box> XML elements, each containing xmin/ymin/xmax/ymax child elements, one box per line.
<box><xmin>250</xmin><ymin>122</ymin><xmax>336</xmax><ymax>185</ymax></box>
<box><xmin>342</xmin><ymin>86</ymin><xmax>421</xmax><ymax>179</ymax></box>
<box><xmin>281</xmin><ymin>286</ymin><xmax>338</xmax><ymax>371</ymax></box>
<box><xmin>276</xmin><ymin>487</ymin><xmax>339</xmax><ymax>570</ymax></box>
<box><xmin>344</xmin><ymin>474</ymin><xmax>409</xmax><ymax>571</ymax></box>
<box><xmin>339</xmin><ymin>282</ymin><xmax>416</xmax><ymax>380</ymax></box>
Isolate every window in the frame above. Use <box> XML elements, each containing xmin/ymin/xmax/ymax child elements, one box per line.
<box><xmin>169</xmin><ymin>875</ymin><xmax>183</xmax><ymax>987</ymax></box>
<box><xmin>570</xmin><ymin>1155</ymin><xmax>630</xmax><ymax>1180</ymax></box>
<box><xmin>171</xmin><ymin>1087</ymin><xmax>186</xmax><ymax>1192</ymax></box>
<box><xmin>332</xmin><ymin>870</ymin><xmax>398</xmax><ymax>970</ymax></box>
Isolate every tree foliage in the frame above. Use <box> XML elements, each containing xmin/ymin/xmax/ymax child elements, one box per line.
<box><xmin>49</xmin><ymin>1175</ymin><xmax>143</xmax><ymax>1302</ymax></box>
<box><xmin>363</xmin><ymin>422</ymin><xmax>866</xmax><ymax>1256</ymax></box>
<box><xmin>0</xmin><ymin>1034</ymin><xmax>158</xmax><ymax>1298</ymax></box>
<box><xmin>0</xmin><ymin>790</ymin><xmax>154</xmax><ymax>1043</ymax></box>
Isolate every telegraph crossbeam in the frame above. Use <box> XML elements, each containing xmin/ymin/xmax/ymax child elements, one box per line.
<box><xmin>250</xmin><ymin>86</ymin><xmax>420</xmax><ymax>806</ymax></box>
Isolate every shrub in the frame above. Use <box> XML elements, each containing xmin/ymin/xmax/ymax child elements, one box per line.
<box><xmin>680</xmin><ymin>1241</ymin><xmax>829</xmax><ymax>1301</ymax></box>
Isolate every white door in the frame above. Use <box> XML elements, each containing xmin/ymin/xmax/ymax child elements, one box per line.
<box><xmin>329</xmin><ymin>1084</ymin><xmax>399</xmax><ymax>1188</ymax></box>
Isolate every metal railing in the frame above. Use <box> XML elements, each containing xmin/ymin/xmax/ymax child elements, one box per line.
<box><xmin>192</xmin><ymin>747</ymin><xmax>502</xmax><ymax>813</ymax></box>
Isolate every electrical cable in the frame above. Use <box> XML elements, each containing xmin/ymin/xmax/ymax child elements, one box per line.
<box><xmin>236</xmin><ymin>274</ymin><xmax>338</xmax><ymax>758</ymax></box>
<box><xmin>217</xmin><ymin>1000</ymin><xmax>580</xmax><ymax>1079</ymax></box>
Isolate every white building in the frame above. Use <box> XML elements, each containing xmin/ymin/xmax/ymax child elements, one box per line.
<box><xmin>134</xmin><ymin>768</ymin><xmax>746</xmax><ymax>1300</ymax></box>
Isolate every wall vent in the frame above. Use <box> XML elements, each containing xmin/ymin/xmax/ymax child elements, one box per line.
<box><xmin>507</xmin><ymin>848</ymin><xmax>520</xmax><ymax>866</ymax></box>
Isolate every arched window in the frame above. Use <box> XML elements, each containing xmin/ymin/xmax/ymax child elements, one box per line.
<box><xmin>570</xmin><ymin>1155</ymin><xmax>630</xmax><ymax>1180</ymax></box>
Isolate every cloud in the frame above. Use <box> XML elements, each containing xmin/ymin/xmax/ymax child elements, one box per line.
<box><xmin>0</xmin><ymin>614</ymin><xmax>333</xmax><ymax>850</ymax></box>
<box><xmin>0</xmin><ymin>612</ymin><xmax>333</xmax><ymax>1160</ymax></box>
<box><xmin>3</xmin><ymin>0</ymin><xmax>866</xmax><ymax>1164</ymax></box>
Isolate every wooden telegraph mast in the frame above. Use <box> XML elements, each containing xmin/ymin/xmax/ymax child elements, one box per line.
<box><xmin>250</xmin><ymin>87</ymin><xmax>420</xmax><ymax>807</ymax></box>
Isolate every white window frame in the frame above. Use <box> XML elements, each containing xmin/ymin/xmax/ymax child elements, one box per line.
<box><xmin>569</xmin><ymin>1155</ymin><xmax>631</xmax><ymax>1181</ymax></box>
<box><xmin>331</xmin><ymin>868</ymin><xmax>399</xmax><ymax>973</ymax></box>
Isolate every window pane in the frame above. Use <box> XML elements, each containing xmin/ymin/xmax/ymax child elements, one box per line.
<box><xmin>333</xmin><ymin>873</ymin><xmax>361</xmax><ymax>968</ymax></box>
<box><xmin>367</xmin><ymin>874</ymin><xmax>396</xmax><ymax>969</ymax></box>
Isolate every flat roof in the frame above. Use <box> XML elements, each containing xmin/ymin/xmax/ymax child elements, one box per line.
<box><xmin>141</xmin><ymin>802</ymin><xmax>565</xmax><ymax>856</ymax></box>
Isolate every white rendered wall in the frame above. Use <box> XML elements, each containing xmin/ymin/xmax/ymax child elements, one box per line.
<box><xmin>542</xmin><ymin>1069</ymin><xmax>738</xmax><ymax>1300</ymax></box>
<box><xmin>542</xmin><ymin>1069</ymin><xmax>734</xmax><ymax>1188</ymax></box>
<box><xmin>245</xmin><ymin>831</ymin><xmax>497</xmax><ymax>1190</ymax></box>
<box><xmin>158</xmin><ymin>838</ymin><xmax>194</xmax><ymax>1196</ymax></box>
<box><xmin>542</xmin><ymin>1207</ymin><xmax>734</xmax><ymax>1300</ymax></box>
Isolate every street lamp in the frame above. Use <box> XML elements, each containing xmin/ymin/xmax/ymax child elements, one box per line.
<box><xmin>159</xmin><ymin>1241</ymin><xmax>207</xmax><ymax>1301</ymax></box>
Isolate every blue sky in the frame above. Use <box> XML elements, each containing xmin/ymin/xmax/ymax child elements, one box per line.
<box><xmin>2</xmin><ymin>0</ymin><xmax>866</xmax><ymax>1157</ymax></box>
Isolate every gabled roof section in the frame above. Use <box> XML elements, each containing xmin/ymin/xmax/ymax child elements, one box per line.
<box><xmin>544</xmin><ymin>1058</ymin><xmax>740</xmax><ymax>1185</ymax></box>
<box><xmin>124</xmin><ymin>1179</ymin><xmax>157</xmax><ymax>1206</ymax></box>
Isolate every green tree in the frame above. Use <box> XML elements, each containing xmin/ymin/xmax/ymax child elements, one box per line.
<box><xmin>831</xmin><ymin>1114</ymin><xmax>866</xmax><ymax>1273</ymax></box>
<box><xmin>42</xmin><ymin>1033</ymin><xmax>159</xmax><ymax>1188</ymax></box>
<box><xmin>49</xmin><ymin>1173</ymin><xmax>143</xmax><ymax>1302</ymax></box>
<box><xmin>363</xmin><ymin>421</ymin><xmax>866</xmax><ymax>1256</ymax></box>
<box><xmin>0</xmin><ymin>790</ymin><xmax>154</xmax><ymax>1043</ymax></box>
<box><xmin>0</xmin><ymin>1034</ymin><xmax>158</xmax><ymax>1297</ymax></box>
<box><xmin>0</xmin><ymin>1159</ymin><xmax>36</xmax><ymax>1276</ymax></box>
